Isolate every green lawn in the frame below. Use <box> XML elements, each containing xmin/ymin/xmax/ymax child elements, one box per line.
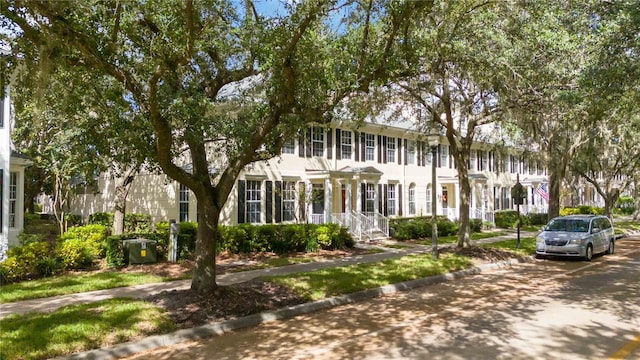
<box><xmin>419</xmin><ymin>231</ymin><xmax>507</xmax><ymax>245</ymax></box>
<box><xmin>0</xmin><ymin>272</ymin><xmax>175</xmax><ymax>304</ymax></box>
<box><xmin>0</xmin><ymin>298</ymin><xmax>175</xmax><ymax>360</ymax></box>
<box><xmin>0</xmin><ymin>239</ymin><xmax>535</xmax><ymax>359</ymax></box>
<box><xmin>613</xmin><ymin>219</ymin><xmax>640</xmax><ymax>234</ymax></box>
<box><xmin>264</xmin><ymin>253</ymin><xmax>473</xmax><ymax>301</ymax></box>
<box><xmin>227</xmin><ymin>256</ymin><xmax>317</xmax><ymax>272</ymax></box>
<box><xmin>481</xmin><ymin>237</ymin><xmax>537</xmax><ymax>256</ymax></box>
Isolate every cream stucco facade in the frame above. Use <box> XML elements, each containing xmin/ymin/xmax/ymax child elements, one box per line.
<box><xmin>70</xmin><ymin>120</ymin><xmax>552</xmax><ymax>234</ymax></box>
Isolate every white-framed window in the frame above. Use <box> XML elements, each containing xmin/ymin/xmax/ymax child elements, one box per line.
<box><xmin>470</xmin><ymin>149</ymin><xmax>477</xmax><ymax>169</ymax></box>
<box><xmin>408</xmin><ymin>183</ymin><xmax>416</xmax><ymax>215</ymax></box>
<box><xmin>282</xmin><ymin>181</ymin><xmax>296</xmax><ymax>222</ymax></box>
<box><xmin>365</xmin><ymin>183</ymin><xmax>375</xmax><ymax>212</ymax></box>
<box><xmin>311</xmin><ymin>126</ymin><xmax>324</xmax><ymax>157</ymax></box>
<box><xmin>282</xmin><ymin>138</ymin><xmax>295</xmax><ymax>154</ymax></box>
<box><xmin>387</xmin><ymin>137</ymin><xmax>396</xmax><ymax>163</ymax></box>
<box><xmin>341</xmin><ymin>130</ymin><xmax>352</xmax><ymax>159</ymax></box>
<box><xmin>440</xmin><ymin>145</ymin><xmax>449</xmax><ymax>168</ymax></box>
<box><xmin>407</xmin><ymin>140</ymin><xmax>416</xmax><ymax>164</ymax></box>
<box><xmin>387</xmin><ymin>184</ymin><xmax>396</xmax><ymax>216</ymax></box>
<box><xmin>501</xmin><ymin>187</ymin><xmax>511</xmax><ymax>210</ymax></box>
<box><xmin>512</xmin><ymin>156</ymin><xmax>520</xmax><ymax>173</ymax></box>
<box><xmin>9</xmin><ymin>172</ymin><xmax>17</xmax><ymax>228</ymax></box>
<box><xmin>312</xmin><ymin>183</ymin><xmax>325</xmax><ymax>215</ymax></box>
<box><xmin>426</xmin><ymin>184</ymin><xmax>432</xmax><ymax>214</ymax></box>
<box><xmin>365</xmin><ymin>133</ymin><xmax>375</xmax><ymax>161</ymax></box>
<box><xmin>503</xmin><ymin>154</ymin><xmax>510</xmax><ymax>173</ymax></box>
<box><xmin>179</xmin><ymin>183</ymin><xmax>189</xmax><ymax>222</ymax></box>
<box><xmin>423</xmin><ymin>144</ymin><xmax>433</xmax><ymax>166</ymax></box>
<box><xmin>246</xmin><ymin>180</ymin><xmax>261</xmax><ymax>223</ymax></box>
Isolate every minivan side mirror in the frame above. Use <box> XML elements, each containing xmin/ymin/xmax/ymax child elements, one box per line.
<box><xmin>591</xmin><ymin>227</ymin><xmax>601</xmax><ymax>234</ymax></box>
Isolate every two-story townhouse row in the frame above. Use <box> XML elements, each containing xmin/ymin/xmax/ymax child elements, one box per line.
<box><xmin>71</xmin><ymin>118</ymin><xmax>553</xmax><ymax>239</ymax></box>
<box><xmin>1</xmin><ymin>85</ymin><xmax>32</xmax><ymax>260</ymax></box>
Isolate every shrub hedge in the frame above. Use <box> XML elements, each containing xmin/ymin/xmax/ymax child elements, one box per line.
<box><xmin>0</xmin><ymin>241</ymin><xmax>59</xmax><ymax>284</ymax></box>
<box><xmin>494</xmin><ymin>211</ymin><xmax>549</xmax><ymax>228</ymax></box>
<box><xmin>217</xmin><ymin>223</ymin><xmax>353</xmax><ymax>255</ymax></box>
<box><xmin>389</xmin><ymin>216</ymin><xmax>459</xmax><ymax>241</ymax></box>
<box><xmin>615</xmin><ymin>196</ymin><xmax>636</xmax><ymax>215</ymax></box>
<box><xmin>559</xmin><ymin>206</ymin><xmax>604</xmax><ymax>216</ymax></box>
<box><xmin>102</xmin><ymin>223</ymin><xmax>354</xmax><ymax>268</ymax></box>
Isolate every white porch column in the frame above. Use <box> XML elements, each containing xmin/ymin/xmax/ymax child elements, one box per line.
<box><xmin>373</xmin><ymin>180</ymin><xmax>379</xmax><ymax>215</ymax></box>
<box><xmin>356</xmin><ymin>179</ymin><xmax>362</xmax><ymax>215</ymax></box>
<box><xmin>454</xmin><ymin>182</ymin><xmax>460</xmax><ymax>219</ymax></box>
<box><xmin>306</xmin><ymin>180</ymin><xmax>313</xmax><ymax>222</ymax></box>
<box><xmin>324</xmin><ymin>178</ymin><xmax>332</xmax><ymax>223</ymax></box>
<box><xmin>346</xmin><ymin>181</ymin><xmax>352</xmax><ymax>213</ymax></box>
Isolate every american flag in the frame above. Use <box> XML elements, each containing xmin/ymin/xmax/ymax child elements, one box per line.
<box><xmin>537</xmin><ymin>183</ymin><xmax>549</xmax><ymax>202</ymax></box>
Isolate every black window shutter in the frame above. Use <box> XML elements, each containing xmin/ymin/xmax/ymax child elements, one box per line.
<box><xmin>237</xmin><ymin>180</ymin><xmax>246</xmax><ymax>224</ymax></box>
<box><xmin>305</xmin><ymin>127</ymin><xmax>312</xmax><ymax>158</ymax></box>
<box><xmin>383</xmin><ymin>184</ymin><xmax>388</xmax><ymax>216</ymax></box>
<box><xmin>361</xmin><ymin>132</ymin><xmax>366</xmax><ymax>161</ymax></box>
<box><xmin>437</xmin><ymin>145</ymin><xmax>442</xmax><ymax>167</ymax></box>
<box><xmin>397</xmin><ymin>138</ymin><xmax>402</xmax><ymax>165</ymax></box>
<box><xmin>418</xmin><ymin>141</ymin><xmax>423</xmax><ymax>167</ymax></box>
<box><xmin>383</xmin><ymin>136</ymin><xmax>388</xmax><ymax>164</ymax></box>
<box><xmin>354</xmin><ymin>131</ymin><xmax>360</xmax><ymax>161</ymax></box>
<box><xmin>335</xmin><ymin>129</ymin><xmax>342</xmax><ymax>160</ymax></box>
<box><xmin>378</xmin><ymin>184</ymin><xmax>383</xmax><ymax>214</ymax></box>
<box><xmin>398</xmin><ymin>184</ymin><xmax>403</xmax><ymax>216</ymax></box>
<box><xmin>404</xmin><ymin>139</ymin><xmax>408</xmax><ymax>165</ymax></box>
<box><xmin>326</xmin><ymin>128</ymin><xmax>333</xmax><ymax>159</ymax></box>
<box><xmin>377</xmin><ymin>135</ymin><xmax>382</xmax><ymax>163</ymax></box>
<box><xmin>298</xmin><ymin>132</ymin><xmax>305</xmax><ymax>157</ymax></box>
<box><xmin>361</xmin><ymin>183</ymin><xmax>366</xmax><ymax>212</ymax></box>
<box><xmin>275</xmin><ymin>181</ymin><xmax>282</xmax><ymax>223</ymax></box>
<box><xmin>265</xmin><ymin>181</ymin><xmax>273</xmax><ymax>223</ymax></box>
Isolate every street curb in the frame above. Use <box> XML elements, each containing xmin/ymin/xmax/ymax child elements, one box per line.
<box><xmin>57</xmin><ymin>256</ymin><xmax>532</xmax><ymax>360</ymax></box>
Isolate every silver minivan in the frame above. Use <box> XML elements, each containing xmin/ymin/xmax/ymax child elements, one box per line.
<box><xmin>535</xmin><ymin>215</ymin><xmax>615</xmax><ymax>261</ymax></box>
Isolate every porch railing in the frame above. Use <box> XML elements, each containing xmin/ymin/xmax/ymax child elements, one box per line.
<box><xmin>438</xmin><ymin>207</ymin><xmax>457</xmax><ymax>221</ymax></box>
<box><xmin>309</xmin><ymin>214</ymin><xmax>325</xmax><ymax>224</ymax></box>
<box><xmin>472</xmin><ymin>208</ymin><xmax>495</xmax><ymax>224</ymax></box>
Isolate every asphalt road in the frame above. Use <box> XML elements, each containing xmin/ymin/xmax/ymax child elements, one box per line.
<box><xmin>123</xmin><ymin>237</ymin><xmax>640</xmax><ymax>360</ymax></box>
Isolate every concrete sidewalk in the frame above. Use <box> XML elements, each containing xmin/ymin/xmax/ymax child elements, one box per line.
<box><xmin>0</xmin><ymin>231</ymin><xmax>537</xmax><ymax>317</ymax></box>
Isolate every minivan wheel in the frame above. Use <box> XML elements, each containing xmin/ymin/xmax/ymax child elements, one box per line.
<box><xmin>584</xmin><ymin>244</ymin><xmax>593</xmax><ymax>261</ymax></box>
<box><xmin>606</xmin><ymin>240</ymin><xmax>615</xmax><ymax>255</ymax></box>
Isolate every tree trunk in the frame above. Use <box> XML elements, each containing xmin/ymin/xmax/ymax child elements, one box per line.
<box><xmin>113</xmin><ymin>173</ymin><xmax>135</xmax><ymax>235</ymax></box>
<box><xmin>547</xmin><ymin>167</ymin><xmax>562</xmax><ymax>221</ymax></box>
<box><xmin>457</xmin><ymin>162</ymin><xmax>472</xmax><ymax>248</ymax></box>
<box><xmin>602</xmin><ymin>189</ymin><xmax>619</xmax><ymax>221</ymax></box>
<box><xmin>190</xmin><ymin>194</ymin><xmax>219</xmax><ymax>291</ymax></box>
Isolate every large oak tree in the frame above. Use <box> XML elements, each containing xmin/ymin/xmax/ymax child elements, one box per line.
<box><xmin>2</xmin><ymin>0</ymin><xmax>427</xmax><ymax>291</ymax></box>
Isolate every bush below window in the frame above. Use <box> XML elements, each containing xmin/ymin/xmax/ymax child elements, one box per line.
<box><xmin>389</xmin><ymin>216</ymin><xmax>459</xmax><ymax>241</ymax></box>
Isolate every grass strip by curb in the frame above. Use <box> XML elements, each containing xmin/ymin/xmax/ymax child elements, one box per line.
<box><xmin>0</xmin><ymin>298</ymin><xmax>175</xmax><ymax>360</ymax></box>
<box><xmin>0</xmin><ymin>272</ymin><xmax>171</xmax><ymax>304</ymax></box>
<box><xmin>263</xmin><ymin>253</ymin><xmax>474</xmax><ymax>301</ymax></box>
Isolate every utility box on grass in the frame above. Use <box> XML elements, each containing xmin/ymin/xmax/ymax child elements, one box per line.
<box><xmin>122</xmin><ymin>238</ymin><xmax>157</xmax><ymax>265</ymax></box>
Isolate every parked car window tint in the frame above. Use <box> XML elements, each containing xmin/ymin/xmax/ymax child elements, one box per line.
<box><xmin>546</xmin><ymin>219</ymin><xmax>589</xmax><ymax>232</ymax></box>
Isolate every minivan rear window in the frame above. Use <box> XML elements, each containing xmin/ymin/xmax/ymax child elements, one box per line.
<box><xmin>546</xmin><ymin>219</ymin><xmax>590</xmax><ymax>232</ymax></box>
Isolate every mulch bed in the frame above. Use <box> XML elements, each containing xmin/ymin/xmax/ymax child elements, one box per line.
<box><xmin>140</xmin><ymin>245</ymin><xmax>521</xmax><ymax>329</ymax></box>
